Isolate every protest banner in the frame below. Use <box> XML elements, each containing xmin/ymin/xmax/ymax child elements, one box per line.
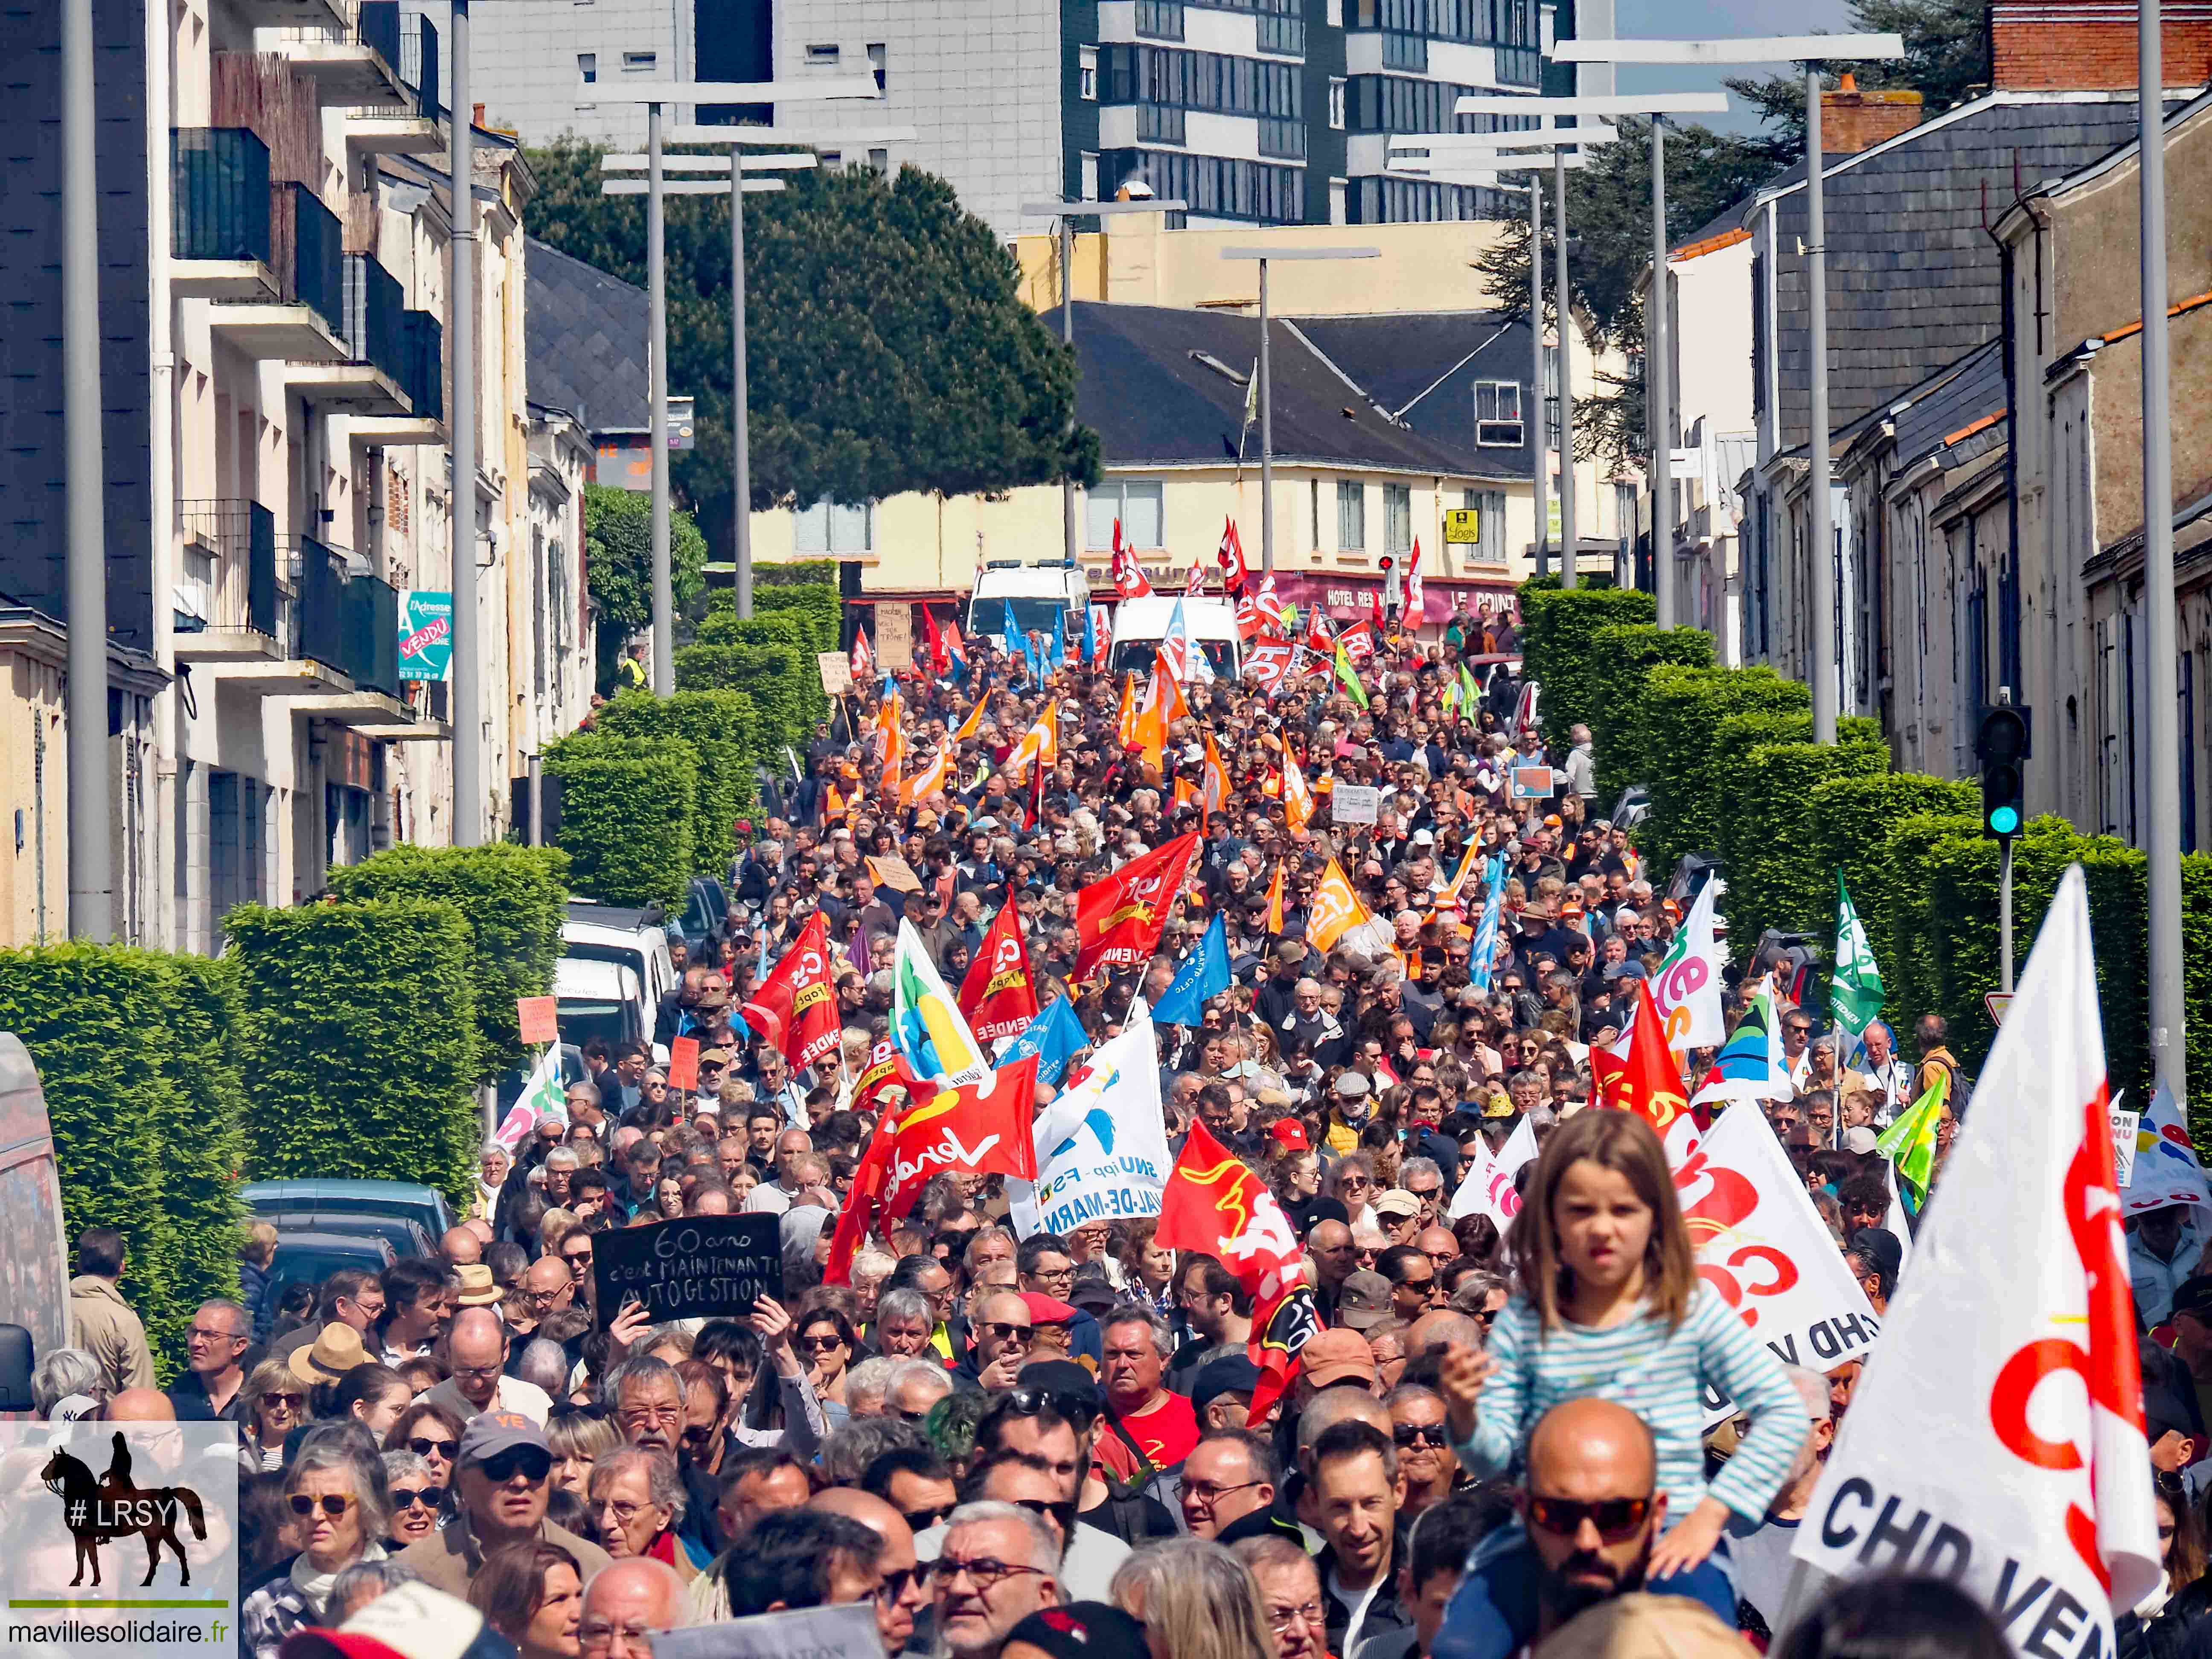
<box><xmin>516</xmin><ymin>995</ymin><xmax>559</xmax><ymax>1046</ymax></box>
<box><xmin>667</xmin><ymin>1035</ymin><xmax>699</xmax><ymax>1091</ymax></box>
<box><xmin>876</xmin><ymin>603</ymin><xmax>914</xmax><ymax>669</ymax></box>
<box><xmin>593</xmin><ymin>1213</ymin><xmax>782</xmax><ymax>1327</ymax></box>
<box><xmin>818</xmin><ymin>651</ymin><xmax>854</xmax><ymax>696</ymax></box>
<box><xmin>1331</xmin><ymin>784</ymin><xmax>1380</xmax><ymax>826</ymax></box>
<box><xmin>867</xmin><ymin>853</ymin><xmax>923</xmax><ymax>894</ymax></box>
<box><xmin>1787</xmin><ymin>868</ymin><xmax>2157</xmax><ymax>1650</ymax></box>
<box><xmin>1012</xmin><ymin>1016</ymin><xmax>1171</xmax><ymax>1236</ymax></box>
<box><xmin>2122</xmin><ymin>1081</ymin><xmax>2209</xmax><ymax>1214</ymax></box>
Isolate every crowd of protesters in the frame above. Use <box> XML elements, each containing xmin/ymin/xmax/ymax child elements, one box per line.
<box><xmin>41</xmin><ymin>596</ymin><xmax>2168</xmax><ymax>1659</ymax></box>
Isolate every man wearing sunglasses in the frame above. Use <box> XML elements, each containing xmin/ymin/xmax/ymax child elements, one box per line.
<box><xmin>396</xmin><ymin>1409</ymin><xmax>613</xmax><ymax>1596</ymax></box>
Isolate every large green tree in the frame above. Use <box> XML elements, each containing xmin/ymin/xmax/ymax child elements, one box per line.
<box><xmin>583</xmin><ymin>483</ymin><xmax>709</xmax><ymax>690</ymax></box>
<box><xmin>527</xmin><ymin>145</ymin><xmax>1098</xmax><ymax>559</ymax></box>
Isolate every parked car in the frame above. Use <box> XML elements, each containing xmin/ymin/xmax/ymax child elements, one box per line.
<box><xmin>268</xmin><ymin>1229</ymin><xmax>398</xmax><ymax>1295</ymax></box>
<box><xmin>243</xmin><ymin>1178</ymin><xmax>454</xmax><ymax>1249</ymax></box>
<box><xmin>680</xmin><ymin>876</ymin><xmax>730</xmax><ymax>963</ymax></box>
<box><xmin>563</xmin><ymin>902</ymin><xmax>676</xmax><ymax>1013</ymax></box>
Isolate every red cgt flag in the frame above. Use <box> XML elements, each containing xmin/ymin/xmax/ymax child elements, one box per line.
<box><xmin>1602</xmin><ymin>976</ymin><xmax>1702</xmax><ymax>1165</ymax></box>
<box><xmin>1110</xmin><ymin>519</ymin><xmax>1153</xmax><ymax>600</ymax></box>
<box><xmin>824</xmin><ymin>1118</ymin><xmax>896</xmax><ymax>1286</ymax></box>
<box><xmin>1073</xmin><ymin>833</ymin><xmax>1200</xmax><ymax>978</ymax></box>
<box><xmin>1217</xmin><ymin>517</ymin><xmax>1252</xmax><ymax>595</ymax></box>
<box><xmin>882</xmin><ymin>1056</ymin><xmax>1041</xmax><ymax>1222</ymax></box>
<box><xmin>960</xmin><ymin>902</ymin><xmax>1040</xmax><ymax>1045</ymax></box>
<box><xmin>738</xmin><ymin>912</ymin><xmax>842</xmax><ymax>1072</ymax></box>
<box><xmin>1156</xmin><ymin>1121</ymin><xmax>1317</xmax><ymax>1424</ymax></box>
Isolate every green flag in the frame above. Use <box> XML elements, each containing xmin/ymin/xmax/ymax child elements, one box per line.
<box><xmin>1874</xmin><ymin>1066</ymin><xmax>1946</xmax><ymax>1211</ymax></box>
<box><xmin>1459</xmin><ymin>662</ymin><xmax>1481</xmax><ymax>711</ymax></box>
<box><xmin>1831</xmin><ymin>873</ymin><xmax>1886</xmax><ymax>1038</ymax></box>
<box><xmin>1335</xmin><ymin>643</ymin><xmax>1370</xmax><ymax>710</ymax></box>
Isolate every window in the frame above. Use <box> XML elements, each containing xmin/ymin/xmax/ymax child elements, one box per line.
<box><xmin>1383</xmin><ymin>483</ymin><xmax>1412</xmax><ymax>555</ymax></box>
<box><xmin>868</xmin><ymin>148</ymin><xmax>889</xmax><ymax>175</ymax></box>
<box><xmin>806</xmin><ymin>43</ymin><xmax>841</xmax><ymax>64</ymax></box>
<box><xmin>1080</xmin><ymin>150</ymin><xmax>1099</xmax><ymax>200</ymax></box>
<box><xmin>867</xmin><ymin>43</ymin><xmax>886</xmax><ymax>90</ymax></box>
<box><xmin>1337</xmin><ymin>480</ymin><xmax>1366</xmax><ymax>550</ymax></box>
<box><xmin>577</xmin><ymin>52</ymin><xmax>597</xmax><ymax>82</ymax></box>
<box><xmin>819</xmin><ymin>150</ymin><xmax>842</xmax><ymax>167</ymax></box>
<box><xmin>794</xmin><ymin>499</ymin><xmax>873</xmax><ymax>555</ymax></box>
<box><xmin>1080</xmin><ymin>45</ymin><xmax>1098</xmax><ymax>101</ymax></box>
<box><xmin>1086</xmin><ymin>481</ymin><xmax>1165</xmax><ymax>548</ymax></box>
<box><xmin>621</xmin><ymin>50</ymin><xmax>655</xmax><ymax>72</ymax></box>
<box><xmin>1543</xmin><ymin>346</ymin><xmax>1562</xmax><ymax>450</ymax></box>
<box><xmin>1474</xmin><ymin>380</ymin><xmax>1523</xmax><ymax>445</ymax></box>
<box><xmin>1468</xmin><ymin>487</ymin><xmax>1507</xmax><ymax>564</ymax></box>
<box><xmin>1328</xmin><ymin>77</ymin><xmax>1346</xmax><ymax>130</ymax></box>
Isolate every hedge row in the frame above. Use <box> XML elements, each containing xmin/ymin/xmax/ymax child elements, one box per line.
<box><xmin>1527</xmin><ymin>572</ymin><xmax>2212</xmax><ymax>1125</ymax></box>
<box><xmin>593</xmin><ymin>690</ymin><xmax>760</xmax><ymax>874</ymax></box>
<box><xmin>1516</xmin><ymin>584</ymin><xmax>1655</xmax><ymax>744</ymax></box>
<box><xmin>227</xmin><ymin>900</ymin><xmax>483</xmax><ymax>1209</ymax></box>
<box><xmin>674</xmin><ymin>640</ymin><xmax>819</xmax><ymax>756</ymax></box>
<box><xmin>746</xmin><ymin>587</ymin><xmax>842</xmax><ymax>658</ymax></box>
<box><xmin>327</xmin><ymin>844</ymin><xmax>568</xmax><ymax>1081</ymax></box>
<box><xmin>0</xmin><ymin>945</ymin><xmax>247</xmax><ymax>1377</ymax></box>
<box><xmin>545</xmin><ymin>731</ymin><xmax>700</xmax><ymax>908</ymax></box>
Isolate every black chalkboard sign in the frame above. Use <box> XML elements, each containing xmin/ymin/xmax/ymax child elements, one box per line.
<box><xmin>592</xmin><ymin>1214</ymin><xmax>783</xmax><ymax>1327</ymax></box>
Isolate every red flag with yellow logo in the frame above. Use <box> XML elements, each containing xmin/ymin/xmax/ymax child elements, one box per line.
<box><xmin>1601</xmin><ymin>977</ymin><xmax>1701</xmax><ymax>1164</ymax></box>
<box><xmin>958</xmin><ymin>903</ymin><xmax>1040</xmax><ymax>1045</ymax></box>
<box><xmin>882</xmin><ymin>1056</ymin><xmax>1041</xmax><ymax>1222</ymax></box>
<box><xmin>1156</xmin><ymin>1120</ymin><xmax>1317</xmax><ymax>1424</ymax></box>
<box><xmin>1073</xmin><ymin>832</ymin><xmax>1200</xmax><ymax>978</ymax></box>
<box><xmin>738</xmin><ymin>912</ymin><xmax>842</xmax><ymax>1071</ymax></box>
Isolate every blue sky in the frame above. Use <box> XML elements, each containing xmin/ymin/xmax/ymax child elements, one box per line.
<box><xmin>1606</xmin><ymin>0</ymin><xmax>1860</xmax><ymax>134</ymax></box>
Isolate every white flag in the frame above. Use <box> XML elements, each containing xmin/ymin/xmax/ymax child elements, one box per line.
<box><xmin>1650</xmin><ymin>876</ymin><xmax>1728</xmax><ymax>1052</ymax></box>
<box><xmin>1788</xmin><ymin>867</ymin><xmax>2158</xmax><ymax>1648</ymax></box>
<box><xmin>1009</xmin><ymin>1015</ymin><xmax>1172</xmax><ymax>1238</ymax></box>
<box><xmin>2120</xmin><ymin>1079</ymin><xmax>2211</xmax><ymax>1217</ymax></box>
<box><xmin>495</xmin><ymin>1045</ymin><xmax>567</xmax><ymax>1150</ymax></box>
<box><xmin>1448</xmin><ymin>1115</ymin><xmax>1538</xmax><ymax>1227</ymax></box>
<box><xmin>1679</xmin><ymin>1103</ymin><xmax>1882</xmax><ymax>1427</ymax></box>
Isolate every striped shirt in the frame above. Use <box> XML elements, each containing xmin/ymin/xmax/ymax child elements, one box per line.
<box><xmin>1452</xmin><ymin>1281</ymin><xmax>1809</xmax><ymax>1523</ymax></box>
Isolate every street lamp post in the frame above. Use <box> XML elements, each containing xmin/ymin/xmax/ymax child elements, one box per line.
<box><xmin>1219</xmin><ymin>247</ymin><xmax>1382</xmax><ymax>573</ymax></box>
<box><xmin>1020</xmin><ymin>199</ymin><xmax>1188</xmax><ymax>571</ymax></box>
<box><xmin>586</xmin><ymin>76</ymin><xmax>881</xmax><ymax>686</ymax></box>
<box><xmin>2138</xmin><ymin>0</ymin><xmax>2185</xmax><ymax>1097</ymax></box>
<box><xmin>1551</xmin><ymin>38</ymin><xmax>1901</xmax><ymax>719</ymax></box>
<box><xmin>1439</xmin><ymin>92</ymin><xmax>1729</xmax><ymax>594</ymax></box>
<box><xmin>450</xmin><ymin>0</ymin><xmax>480</xmax><ymax>842</ymax></box>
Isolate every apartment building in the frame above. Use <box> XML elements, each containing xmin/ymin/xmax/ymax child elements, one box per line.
<box><xmin>416</xmin><ymin>0</ymin><xmax>1600</xmax><ymax>238</ymax></box>
<box><xmin>0</xmin><ymin>0</ymin><xmax>593</xmax><ymax>949</ymax></box>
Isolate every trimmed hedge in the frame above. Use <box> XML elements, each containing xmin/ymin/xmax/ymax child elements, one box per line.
<box><xmin>545</xmin><ymin>731</ymin><xmax>700</xmax><ymax>908</ymax></box>
<box><xmin>674</xmin><ymin>640</ymin><xmax>818</xmax><ymax>754</ymax></box>
<box><xmin>327</xmin><ymin>845</ymin><xmax>569</xmax><ymax>1080</ymax></box>
<box><xmin>0</xmin><ymin>945</ymin><xmax>247</xmax><ymax>1377</ymax></box>
<box><xmin>1729</xmin><ymin>734</ymin><xmax>1890</xmax><ymax>944</ymax></box>
<box><xmin>1516</xmin><ymin>582</ymin><xmax>1655</xmax><ymax>744</ymax></box>
<box><xmin>593</xmin><ymin>690</ymin><xmax>761</xmax><ymax>873</ymax></box>
<box><xmin>228</xmin><ymin>899</ymin><xmax>482</xmax><ymax>1207</ymax></box>
<box><xmin>751</xmin><ymin>583</ymin><xmax>842</xmax><ymax>657</ymax></box>
<box><xmin>1584</xmin><ymin>623</ymin><xmax>1714</xmax><ymax>801</ymax></box>
<box><xmin>1637</xmin><ymin>665</ymin><xmax>1810</xmax><ymax>880</ymax></box>
<box><xmin>1806</xmin><ymin>773</ymin><xmax>1980</xmax><ymax>975</ymax></box>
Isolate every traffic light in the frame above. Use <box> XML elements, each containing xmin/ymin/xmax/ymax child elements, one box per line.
<box><xmin>1976</xmin><ymin>704</ymin><xmax>2030</xmax><ymax>840</ymax></box>
<box><xmin>1378</xmin><ymin>555</ymin><xmax>1397</xmax><ymax>613</ymax></box>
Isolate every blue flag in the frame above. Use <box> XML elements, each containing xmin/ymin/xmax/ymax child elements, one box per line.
<box><xmin>1467</xmin><ymin>855</ymin><xmax>1506</xmax><ymax>993</ymax></box>
<box><xmin>999</xmin><ymin>997</ymin><xmax>1088</xmax><ymax>1087</ymax></box>
<box><xmin>1001</xmin><ymin>600</ymin><xmax>1019</xmax><ymax>648</ymax></box>
<box><xmin>1049</xmin><ymin>606</ymin><xmax>1068</xmax><ymax>667</ymax></box>
<box><xmin>1153</xmin><ymin>913</ymin><xmax>1231</xmax><ymax>1026</ymax></box>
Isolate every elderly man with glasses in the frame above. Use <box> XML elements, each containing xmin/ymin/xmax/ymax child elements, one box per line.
<box><xmin>933</xmin><ymin>1501</ymin><xmax>1063</xmax><ymax>1659</ymax></box>
<box><xmin>169</xmin><ymin>1297</ymin><xmax>251</xmax><ymax>1422</ymax></box>
<box><xmin>397</xmin><ymin>1410</ymin><xmax>614</xmax><ymax>1595</ymax></box>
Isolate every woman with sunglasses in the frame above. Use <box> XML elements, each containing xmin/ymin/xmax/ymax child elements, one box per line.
<box><xmin>1324</xmin><ymin>1153</ymin><xmax>1380</xmax><ymax>1232</ymax></box>
<box><xmin>388</xmin><ymin>1399</ymin><xmax>467</xmax><ymax>1494</ymax></box>
<box><xmin>381</xmin><ymin>1448</ymin><xmax>447</xmax><ymax>1546</ymax></box>
<box><xmin>795</xmin><ymin>1305</ymin><xmax>857</xmax><ymax>1411</ymax></box>
<box><xmin>241</xmin><ymin>1441</ymin><xmax>393</xmax><ymax>1659</ymax></box>
<box><xmin>239</xmin><ymin>1359</ymin><xmax>306</xmax><ymax>1475</ymax></box>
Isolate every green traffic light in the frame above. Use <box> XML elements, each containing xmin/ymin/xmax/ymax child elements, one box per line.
<box><xmin>1990</xmin><ymin>805</ymin><xmax>2020</xmax><ymax>835</ymax></box>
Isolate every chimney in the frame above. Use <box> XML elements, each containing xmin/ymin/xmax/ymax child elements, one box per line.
<box><xmin>1820</xmin><ymin>71</ymin><xmax>1924</xmax><ymax>153</ymax></box>
<box><xmin>1987</xmin><ymin>0</ymin><xmax>2212</xmax><ymax>91</ymax></box>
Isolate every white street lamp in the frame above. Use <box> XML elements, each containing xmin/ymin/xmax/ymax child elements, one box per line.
<box><xmin>1022</xmin><ymin>198</ymin><xmax>1188</xmax><ymax>572</ymax></box>
<box><xmin>1552</xmin><ymin>36</ymin><xmax>1901</xmax><ymax>709</ymax></box>
<box><xmin>1219</xmin><ymin>247</ymin><xmax>1382</xmax><ymax>574</ymax></box>
<box><xmin>584</xmin><ymin>76</ymin><xmax>881</xmax><ymax>688</ymax></box>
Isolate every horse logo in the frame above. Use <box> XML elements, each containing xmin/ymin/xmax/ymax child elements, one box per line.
<box><xmin>40</xmin><ymin>1433</ymin><xmax>207</xmax><ymax>1587</ymax></box>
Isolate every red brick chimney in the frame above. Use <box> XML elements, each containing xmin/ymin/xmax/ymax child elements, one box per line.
<box><xmin>1988</xmin><ymin>0</ymin><xmax>2212</xmax><ymax>91</ymax></box>
<box><xmin>1820</xmin><ymin>73</ymin><xmax>1924</xmax><ymax>152</ymax></box>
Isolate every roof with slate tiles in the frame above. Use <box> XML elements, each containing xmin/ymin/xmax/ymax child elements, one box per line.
<box><xmin>525</xmin><ymin>237</ymin><xmax>650</xmax><ymax>434</ymax></box>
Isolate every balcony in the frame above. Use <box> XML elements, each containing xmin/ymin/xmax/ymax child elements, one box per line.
<box><xmin>350</xmin><ymin>309</ymin><xmax>445</xmax><ymax>447</ymax></box>
<box><xmin>176</xmin><ymin>500</ymin><xmax>293</xmax><ymax>663</ymax></box>
<box><xmin>204</xmin><ymin>179</ymin><xmax>350</xmax><ymax>361</ymax></box>
<box><xmin>228</xmin><ymin>0</ymin><xmax>350</xmax><ymax>26</ymax></box>
<box><xmin>172</xmin><ymin>128</ymin><xmax>277</xmax><ymax>299</ymax></box>
<box><xmin>276</xmin><ymin>538</ymin><xmax>435</xmax><ymax>731</ymax></box>
<box><xmin>275</xmin><ymin>0</ymin><xmax>408</xmax><ymax>109</ymax></box>
<box><xmin>289</xmin><ymin>251</ymin><xmax>417</xmax><ymax>414</ymax></box>
<box><xmin>346</xmin><ymin>10</ymin><xmax>443</xmax><ymax>154</ymax></box>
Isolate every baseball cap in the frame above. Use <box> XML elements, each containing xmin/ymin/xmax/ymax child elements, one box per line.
<box><xmin>279</xmin><ymin>1583</ymin><xmax>504</xmax><ymax>1659</ymax></box>
<box><xmin>1269</xmin><ymin>1118</ymin><xmax>1311</xmax><ymax>1152</ymax></box>
<box><xmin>1842</xmin><ymin>1126</ymin><xmax>1879</xmax><ymax>1155</ymax></box>
<box><xmin>2172</xmin><ymin>1276</ymin><xmax>2212</xmax><ymax>1321</ymax></box>
<box><xmin>458</xmin><ymin>1409</ymin><xmax>550</xmax><ymax>1464</ymax></box>
<box><xmin>1016</xmin><ymin>1357</ymin><xmax>1105</xmax><ymax>1414</ymax></box>
<box><xmin>1301</xmin><ymin>1327</ymin><xmax>1379</xmax><ymax>1388</ymax></box>
<box><xmin>1190</xmin><ymin>1353</ymin><xmax>1263</xmax><ymax>1417</ymax></box>
<box><xmin>1003</xmin><ymin>1605</ymin><xmax>1150</xmax><ymax>1659</ymax></box>
<box><xmin>1371</xmin><ymin>1188</ymin><xmax>1422</xmax><ymax>1220</ymax></box>
<box><xmin>1335</xmin><ymin>1271</ymin><xmax>1394</xmax><ymax>1332</ymax></box>
<box><xmin>1532</xmin><ymin>1594</ymin><xmax>1755</xmax><ymax>1659</ymax></box>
